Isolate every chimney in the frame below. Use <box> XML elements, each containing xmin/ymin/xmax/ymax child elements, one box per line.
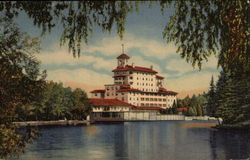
<box><xmin>132</xmin><ymin>63</ymin><xmax>134</xmax><ymax>67</ymax></box>
<box><xmin>150</xmin><ymin>65</ymin><xmax>153</xmax><ymax>69</ymax></box>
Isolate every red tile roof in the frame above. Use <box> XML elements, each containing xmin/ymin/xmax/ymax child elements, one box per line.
<box><xmin>117</xmin><ymin>88</ymin><xmax>142</xmax><ymax>92</ymax></box>
<box><xmin>132</xmin><ymin>106</ymin><xmax>164</xmax><ymax>110</ymax></box>
<box><xmin>90</xmin><ymin>89</ymin><xmax>105</xmax><ymax>93</ymax></box>
<box><xmin>117</xmin><ymin>53</ymin><xmax>130</xmax><ymax>59</ymax></box>
<box><xmin>89</xmin><ymin>98</ymin><xmax>133</xmax><ymax>106</ymax></box>
<box><xmin>177</xmin><ymin>107</ymin><xmax>188</xmax><ymax>111</ymax></box>
<box><xmin>112</xmin><ymin>65</ymin><xmax>157</xmax><ymax>73</ymax></box>
<box><xmin>156</xmin><ymin>75</ymin><xmax>164</xmax><ymax>79</ymax></box>
<box><xmin>120</xmin><ymin>84</ymin><xmax>130</xmax><ymax>88</ymax></box>
<box><xmin>113</xmin><ymin>74</ymin><xmax>127</xmax><ymax>77</ymax></box>
<box><xmin>164</xmin><ymin>90</ymin><xmax>178</xmax><ymax>95</ymax></box>
<box><xmin>159</xmin><ymin>88</ymin><xmax>178</xmax><ymax>95</ymax></box>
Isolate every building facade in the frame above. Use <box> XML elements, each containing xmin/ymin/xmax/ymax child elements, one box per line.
<box><xmin>91</xmin><ymin>53</ymin><xmax>178</xmax><ymax>110</ymax></box>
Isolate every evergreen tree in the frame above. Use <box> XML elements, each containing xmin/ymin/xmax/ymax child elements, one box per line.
<box><xmin>207</xmin><ymin>76</ymin><xmax>216</xmax><ymax>116</ymax></box>
<box><xmin>215</xmin><ymin>70</ymin><xmax>250</xmax><ymax>126</ymax></box>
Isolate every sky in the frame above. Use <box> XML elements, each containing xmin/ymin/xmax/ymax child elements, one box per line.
<box><xmin>15</xmin><ymin>2</ymin><xmax>220</xmax><ymax>98</ymax></box>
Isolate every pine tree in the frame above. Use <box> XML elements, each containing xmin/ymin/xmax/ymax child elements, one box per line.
<box><xmin>206</xmin><ymin>76</ymin><xmax>216</xmax><ymax>116</ymax></box>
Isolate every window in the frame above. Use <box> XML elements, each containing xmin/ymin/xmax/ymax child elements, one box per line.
<box><xmin>141</xmin><ymin>98</ymin><xmax>144</xmax><ymax>101</ymax></box>
<box><xmin>130</xmin><ymin>76</ymin><xmax>133</xmax><ymax>79</ymax></box>
<box><xmin>94</xmin><ymin>93</ymin><xmax>97</xmax><ymax>96</ymax></box>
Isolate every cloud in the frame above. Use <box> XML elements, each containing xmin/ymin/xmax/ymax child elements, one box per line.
<box><xmin>165</xmin><ymin>71</ymin><xmax>219</xmax><ymax>92</ymax></box>
<box><xmin>131</xmin><ymin>56</ymin><xmax>162</xmax><ymax>73</ymax></box>
<box><xmin>165</xmin><ymin>59</ymin><xmax>196</xmax><ymax>76</ymax></box>
<box><xmin>37</xmin><ymin>45</ymin><xmax>116</xmax><ymax>72</ymax></box>
<box><xmin>84</xmin><ymin>33</ymin><xmax>177</xmax><ymax>59</ymax></box>
<box><xmin>165</xmin><ymin>55</ymin><xmax>219</xmax><ymax>76</ymax></box>
<box><xmin>46</xmin><ymin>68</ymin><xmax>112</xmax><ymax>87</ymax></box>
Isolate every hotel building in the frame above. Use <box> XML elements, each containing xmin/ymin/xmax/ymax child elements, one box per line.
<box><xmin>90</xmin><ymin>53</ymin><xmax>178</xmax><ymax>111</ymax></box>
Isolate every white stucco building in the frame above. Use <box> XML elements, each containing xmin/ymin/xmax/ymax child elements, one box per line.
<box><xmin>90</xmin><ymin>53</ymin><xmax>178</xmax><ymax>112</ymax></box>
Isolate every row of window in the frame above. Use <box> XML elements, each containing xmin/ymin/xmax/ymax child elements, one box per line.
<box><xmin>129</xmin><ymin>92</ymin><xmax>175</xmax><ymax>97</ymax></box>
<box><xmin>114</xmin><ymin>77</ymin><xmax>125</xmax><ymax>80</ymax></box>
<box><xmin>136</xmin><ymin>77</ymin><xmax>154</xmax><ymax>81</ymax></box>
<box><xmin>106</xmin><ymin>92</ymin><xmax>124</xmax><ymax>96</ymax></box>
<box><xmin>106</xmin><ymin>86</ymin><xmax>119</xmax><ymax>91</ymax></box>
<box><xmin>93</xmin><ymin>107</ymin><xmax>128</xmax><ymax>111</ymax></box>
<box><xmin>129</xmin><ymin>97</ymin><xmax>174</xmax><ymax>102</ymax></box>
<box><xmin>136</xmin><ymin>82</ymin><xmax>154</xmax><ymax>86</ymax></box>
<box><xmin>141</xmin><ymin>98</ymin><xmax>166</xmax><ymax>101</ymax></box>
<box><xmin>141</xmin><ymin>103</ymin><xmax>167</xmax><ymax>107</ymax></box>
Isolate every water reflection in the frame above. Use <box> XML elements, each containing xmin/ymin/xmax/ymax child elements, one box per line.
<box><xmin>14</xmin><ymin>121</ymin><xmax>250</xmax><ymax>160</ymax></box>
<box><xmin>209</xmin><ymin>129</ymin><xmax>250</xmax><ymax>160</ymax></box>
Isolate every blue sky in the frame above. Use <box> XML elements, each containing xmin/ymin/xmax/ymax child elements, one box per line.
<box><xmin>15</xmin><ymin>2</ymin><xmax>220</xmax><ymax>98</ymax></box>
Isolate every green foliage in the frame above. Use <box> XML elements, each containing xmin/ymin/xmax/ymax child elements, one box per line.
<box><xmin>0</xmin><ymin>16</ymin><xmax>90</xmax><ymax>158</ymax></box>
<box><xmin>215</xmin><ymin>70</ymin><xmax>250</xmax><ymax>125</ymax></box>
<box><xmin>0</xmin><ymin>17</ymin><xmax>45</xmax><ymax>158</ymax></box>
<box><xmin>0</xmin><ymin>1</ymin><xmax>138</xmax><ymax>57</ymax></box>
<box><xmin>176</xmin><ymin>94</ymin><xmax>207</xmax><ymax>116</ymax></box>
<box><xmin>161</xmin><ymin>0</ymin><xmax>249</xmax><ymax>72</ymax></box>
<box><xmin>1</xmin><ymin>1</ymin><xmax>248</xmax><ymax>72</ymax></box>
<box><xmin>206</xmin><ymin>76</ymin><xmax>216</xmax><ymax>116</ymax></box>
<box><xmin>15</xmin><ymin>81</ymin><xmax>91</xmax><ymax>121</ymax></box>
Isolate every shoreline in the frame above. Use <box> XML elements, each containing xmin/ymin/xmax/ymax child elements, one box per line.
<box><xmin>13</xmin><ymin>117</ymin><xmax>218</xmax><ymax>127</ymax></box>
<box><xmin>13</xmin><ymin>120</ymin><xmax>91</xmax><ymax>127</ymax></box>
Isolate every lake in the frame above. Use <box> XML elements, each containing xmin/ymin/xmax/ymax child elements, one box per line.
<box><xmin>15</xmin><ymin>121</ymin><xmax>250</xmax><ymax>160</ymax></box>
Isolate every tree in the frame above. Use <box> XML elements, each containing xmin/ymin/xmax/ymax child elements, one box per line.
<box><xmin>215</xmin><ymin>70</ymin><xmax>250</xmax><ymax>125</ymax></box>
<box><xmin>206</xmin><ymin>76</ymin><xmax>216</xmax><ymax>116</ymax></box>
<box><xmin>70</xmin><ymin>88</ymin><xmax>91</xmax><ymax>120</ymax></box>
<box><xmin>0</xmin><ymin>17</ymin><xmax>45</xmax><ymax>158</ymax></box>
<box><xmin>0</xmin><ymin>1</ymin><xmax>248</xmax><ymax>71</ymax></box>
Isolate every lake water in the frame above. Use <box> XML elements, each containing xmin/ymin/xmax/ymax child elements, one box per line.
<box><xmin>15</xmin><ymin>121</ymin><xmax>250</xmax><ymax>160</ymax></box>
